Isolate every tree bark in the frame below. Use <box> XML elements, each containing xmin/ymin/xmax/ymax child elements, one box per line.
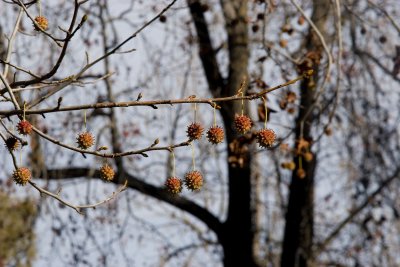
<box><xmin>188</xmin><ymin>1</ymin><xmax>258</xmax><ymax>266</ymax></box>
<box><xmin>281</xmin><ymin>1</ymin><xmax>331</xmax><ymax>267</ymax></box>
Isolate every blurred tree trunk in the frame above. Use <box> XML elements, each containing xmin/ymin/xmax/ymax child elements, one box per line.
<box><xmin>189</xmin><ymin>0</ymin><xmax>258</xmax><ymax>266</ymax></box>
<box><xmin>281</xmin><ymin>1</ymin><xmax>331</xmax><ymax>267</ymax></box>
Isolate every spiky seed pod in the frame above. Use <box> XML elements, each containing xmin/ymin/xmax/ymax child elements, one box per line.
<box><xmin>252</xmin><ymin>24</ymin><xmax>260</xmax><ymax>33</ymax></box>
<box><xmin>234</xmin><ymin>115</ymin><xmax>252</xmax><ymax>134</ymax></box>
<box><xmin>100</xmin><ymin>164</ymin><xmax>115</xmax><ymax>181</ymax></box>
<box><xmin>303</xmin><ymin>152</ymin><xmax>313</xmax><ymax>162</ymax></box>
<box><xmin>286</xmin><ymin>91</ymin><xmax>297</xmax><ymax>103</ymax></box>
<box><xmin>34</xmin><ymin>16</ymin><xmax>48</xmax><ymax>31</ymax></box>
<box><xmin>159</xmin><ymin>15</ymin><xmax>167</xmax><ymax>23</ymax></box>
<box><xmin>297</xmin><ymin>168</ymin><xmax>306</xmax><ymax>179</ymax></box>
<box><xmin>17</xmin><ymin>120</ymin><xmax>33</xmax><ymax>136</ymax></box>
<box><xmin>184</xmin><ymin>170</ymin><xmax>203</xmax><ymax>191</ymax></box>
<box><xmin>296</xmin><ymin>138</ymin><xmax>310</xmax><ymax>154</ymax></box>
<box><xmin>298</xmin><ymin>16</ymin><xmax>305</xmax><ymax>25</ymax></box>
<box><xmin>281</xmin><ymin>161</ymin><xmax>296</xmax><ymax>170</ymax></box>
<box><xmin>186</xmin><ymin>123</ymin><xmax>204</xmax><ymax>140</ymax></box>
<box><xmin>287</xmin><ymin>161</ymin><xmax>296</xmax><ymax>170</ymax></box>
<box><xmin>12</xmin><ymin>167</ymin><xmax>31</xmax><ymax>186</ymax></box>
<box><xmin>206</xmin><ymin>126</ymin><xmax>224</xmax><ymax>144</ymax></box>
<box><xmin>279</xmin><ymin>39</ymin><xmax>288</xmax><ymax>48</ymax></box>
<box><xmin>165</xmin><ymin>177</ymin><xmax>183</xmax><ymax>194</ymax></box>
<box><xmin>5</xmin><ymin>137</ymin><xmax>19</xmax><ymax>151</ymax></box>
<box><xmin>256</xmin><ymin>128</ymin><xmax>276</xmax><ymax>148</ymax></box>
<box><xmin>279</xmin><ymin>99</ymin><xmax>288</xmax><ymax>110</ymax></box>
<box><xmin>76</xmin><ymin>131</ymin><xmax>94</xmax><ymax>149</ymax></box>
<box><xmin>324</xmin><ymin>127</ymin><xmax>332</xmax><ymax>136</ymax></box>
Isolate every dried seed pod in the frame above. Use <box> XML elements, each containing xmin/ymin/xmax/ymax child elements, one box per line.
<box><xmin>234</xmin><ymin>115</ymin><xmax>252</xmax><ymax>134</ymax></box>
<box><xmin>297</xmin><ymin>168</ymin><xmax>306</xmax><ymax>179</ymax></box>
<box><xmin>17</xmin><ymin>120</ymin><xmax>33</xmax><ymax>136</ymax></box>
<box><xmin>281</xmin><ymin>161</ymin><xmax>296</xmax><ymax>170</ymax></box>
<box><xmin>76</xmin><ymin>131</ymin><xmax>94</xmax><ymax>149</ymax></box>
<box><xmin>184</xmin><ymin>170</ymin><xmax>203</xmax><ymax>191</ymax></box>
<box><xmin>256</xmin><ymin>128</ymin><xmax>276</xmax><ymax>148</ymax></box>
<box><xmin>207</xmin><ymin>126</ymin><xmax>224</xmax><ymax>144</ymax></box>
<box><xmin>12</xmin><ymin>167</ymin><xmax>31</xmax><ymax>186</ymax></box>
<box><xmin>100</xmin><ymin>164</ymin><xmax>115</xmax><ymax>181</ymax></box>
<box><xmin>5</xmin><ymin>136</ymin><xmax>19</xmax><ymax>151</ymax></box>
<box><xmin>187</xmin><ymin>123</ymin><xmax>204</xmax><ymax>140</ymax></box>
<box><xmin>303</xmin><ymin>152</ymin><xmax>314</xmax><ymax>162</ymax></box>
<box><xmin>165</xmin><ymin>177</ymin><xmax>183</xmax><ymax>194</ymax></box>
<box><xmin>34</xmin><ymin>16</ymin><xmax>48</xmax><ymax>31</ymax></box>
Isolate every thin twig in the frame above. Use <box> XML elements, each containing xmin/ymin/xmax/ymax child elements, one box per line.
<box><xmin>29</xmin><ymin>180</ymin><xmax>128</xmax><ymax>214</ymax></box>
<box><xmin>32</xmin><ymin>125</ymin><xmax>191</xmax><ymax>158</ymax></box>
<box><xmin>0</xmin><ymin>73</ymin><xmax>307</xmax><ymax>117</ymax></box>
<box><xmin>3</xmin><ymin>8</ymin><xmax>23</xmax><ymax>78</ymax></box>
<box><xmin>0</xmin><ymin>72</ymin><xmax>20</xmax><ymax>109</ymax></box>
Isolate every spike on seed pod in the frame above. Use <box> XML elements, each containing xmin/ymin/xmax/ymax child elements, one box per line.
<box><xmin>100</xmin><ymin>164</ymin><xmax>115</xmax><ymax>181</ymax></box>
<box><xmin>207</xmin><ymin>126</ymin><xmax>224</xmax><ymax>144</ymax></box>
<box><xmin>17</xmin><ymin>120</ymin><xmax>33</xmax><ymax>135</ymax></box>
<box><xmin>34</xmin><ymin>16</ymin><xmax>48</xmax><ymax>31</ymax></box>
<box><xmin>165</xmin><ymin>177</ymin><xmax>183</xmax><ymax>194</ymax></box>
<box><xmin>76</xmin><ymin>131</ymin><xmax>94</xmax><ymax>149</ymax></box>
<box><xmin>12</xmin><ymin>167</ymin><xmax>31</xmax><ymax>186</ymax></box>
<box><xmin>186</xmin><ymin>123</ymin><xmax>204</xmax><ymax>140</ymax></box>
<box><xmin>256</xmin><ymin>128</ymin><xmax>276</xmax><ymax>148</ymax></box>
<box><xmin>184</xmin><ymin>170</ymin><xmax>203</xmax><ymax>191</ymax></box>
<box><xmin>5</xmin><ymin>136</ymin><xmax>19</xmax><ymax>151</ymax></box>
<box><xmin>234</xmin><ymin>115</ymin><xmax>252</xmax><ymax>134</ymax></box>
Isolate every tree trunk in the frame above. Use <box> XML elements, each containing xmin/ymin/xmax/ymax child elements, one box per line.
<box><xmin>281</xmin><ymin>1</ymin><xmax>331</xmax><ymax>267</ymax></box>
<box><xmin>188</xmin><ymin>1</ymin><xmax>258</xmax><ymax>265</ymax></box>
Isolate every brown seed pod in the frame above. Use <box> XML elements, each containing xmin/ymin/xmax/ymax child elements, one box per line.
<box><xmin>17</xmin><ymin>120</ymin><xmax>33</xmax><ymax>136</ymax></box>
<box><xmin>184</xmin><ymin>170</ymin><xmax>203</xmax><ymax>191</ymax></box>
<box><xmin>100</xmin><ymin>164</ymin><xmax>115</xmax><ymax>181</ymax></box>
<box><xmin>165</xmin><ymin>177</ymin><xmax>183</xmax><ymax>194</ymax></box>
<box><xmin>286</xmin><ymin>91</ymin><xmax>297</xmax><ymax>103</ymax></box>
<box><xmin>303</xmin><ymin>152</ymin><xmax>313</xmax><ymax>162</ymax></box>
<box><xmin>298</xmin><ymin>16</ymin><xmax>305</xmax><ymax>25</ymax></box>
<box><xmin>207</xmin><ymin>126</ymin><xmax>224</xmax><ymax>144</ymax></box>
<box><xmin>279</xmin><ymin>39</ymin><xmax>288</xmax><ymax>48</ymax></box>
<box><xmin>5</xmin><ymin>136</ymin><xmax>19</xmax><ymax>151</ymax></box>
<box><xmin>281</xmin><ymin>24</ymin><xmax>293</xmax><ymax>34</ymax></box>
<box><xmin>279</xmin><ymin>99</ymin><xmax>288</xmax><ymax>110</ymax></box>
<box><xmin>281</xmin><ymin>161</ymin><xmax>296</xmax><ymax>170</ymax></box>
<box><xmin>324</xmin><ymin>127</ymin><xmax>332</xmax><ymax>136</ymax></box>
<box><xmin>234</xmin><ymin>115</ymin><xmax>252</xmax><ymax>134</ymax></box>
<box><xmin>252</xmin><ymin>24</ymin><xmax>260</xmax><ymax>33</ymax></box>
<box><xmin>296</xmin><ymin>138</ymin><xmax>310</xmax><ymax>154</ymax></box>
<box><xmin>186</xmin><ymin>123</ymin><xmax>204</xmax><ymax>140</ymax></box>
<box><xmin>12</xmin><ymin>167</ymin><xmax>31</xmax><ymax>186</ymax></box>
<box><xmin>159</xmin><ymin>15</ymin><xmax>167</xmax><ymax>23</ymax></box>
<box><xmin>297</xmin><ymin>168</ymin><xmax>306</xmax><ymax>179</ymax></box>
<box><xmin>76</xmin><ymin>131</ymin><xmax>94</xmax><ymax>149</ymax></box>
<box><xmin>256</xmin><ymin>128</ymin><xmax>276</xmax><ymax>148</ymax></box>
<box><xmin>34</xmin><ymin>16</ymin><xmax>48</xmax><ymax>31</ymax></box>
